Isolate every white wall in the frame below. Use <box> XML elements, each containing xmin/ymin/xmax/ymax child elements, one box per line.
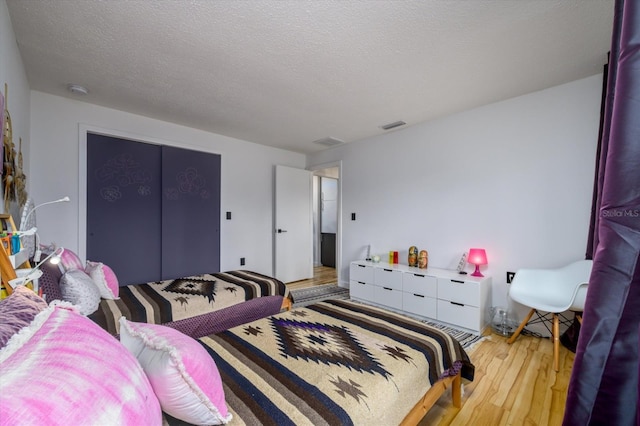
<box><xmin>0</xmin><ymin>0</ymin><xmax>31</xmax><ymax>219</ymax></box>
<box><xmin>308</xmin><ymin>75</ymin><xmax>602</xmax><ymax>314</ymax></box>
<box><xmin>29</xmin><ymin>91</ymin><xmax>305</xmax><ymax>276</ymax></box>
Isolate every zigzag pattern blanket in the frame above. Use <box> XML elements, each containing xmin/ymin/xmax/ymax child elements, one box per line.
<box><xmin>196</xmin><ymin>299</ymin><xmax>474</xmax><ymax>425</ymax></box>
<box><xmin>89</xmin><ymin>270</ymin><xmax>288</xmax><ymax>336</ymax></box>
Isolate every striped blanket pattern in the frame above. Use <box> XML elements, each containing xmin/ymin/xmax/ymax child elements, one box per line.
<box><xmin>89</xmin><ymin>270</ymin><xmax>288</xmax><ymax>336</ymax></box>
<box><xmin>197</xmin><ymin>299</ymin><xmax>474</xmax><ymax>426</ymax></box>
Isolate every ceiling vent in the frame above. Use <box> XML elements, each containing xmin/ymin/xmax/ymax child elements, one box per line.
<box><xmin>67</xmin><ymin>84</ymin><xmax>89</xmax><ymax>95</ymax></box>
<box><xmin>313</xmin><ymin>137</ymin><xmax>345</xmax><ymax>147</ymax></box>
<box><xmin>380</xmin><ymin>120</ymin><xmax>406</xmax><ymax>130</ymax></box>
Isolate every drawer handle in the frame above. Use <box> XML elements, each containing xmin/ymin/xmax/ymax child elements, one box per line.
<box><xmin>413</xmin><ymin>274</ymin><xmax>425</xmax><ymax>277</ymax></box>
<box><xmin>383</xmin><ymin>287</ymin><xmax>393</xmax><ymax>291</ymax></box>
<box><xmin>450</xmin><ymin>301</ymin><xmax>464</xmax><ymax>307</ymax></box>
<box><xmin>357</xmin><ymin>281</ymin><xmax>365</xmax><ymax>285</ymax></box>
<box><xmin>357</xmin><ymin>265</ymin><xmax>366</xmax><ymax>268</ymax></box>
<box><xmin>413</xmin><ymin>294</ymin><xmax>425</xmax><ymax>298</ymax></box>
<box><xmin>451</xmin><ymin>280</ymin><xmax>465</xmax><ymax>284</ymax></box>
<box><xmin>383</xmin><ymin>268</ymin><xmax>392</xmax><ymax>272</ymax></box>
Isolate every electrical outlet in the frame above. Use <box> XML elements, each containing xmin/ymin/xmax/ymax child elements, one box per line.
<box><xmin>240</xmin><ymin>257</ymin><xmax>245</xmax><ymax>266</ymax></box>
<box><xmin>506</xmin><ymin>271</ymin><xmax>515</xmax><ymax>284</ymax></box>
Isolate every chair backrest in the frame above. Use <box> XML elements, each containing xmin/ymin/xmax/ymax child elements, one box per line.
<box><xmin>509</xmin><ymin>259</ymin><xmax>593</xmax><ymax>313</ymax></box>
<box><xmin>564</xmin><ymin>260</ymin><xmax>592</xmax><ymax>311</ymax></box>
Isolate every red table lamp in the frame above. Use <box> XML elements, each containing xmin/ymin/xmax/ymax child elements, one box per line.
<box><xmin>468</xmin><ymin>248</ymin><xmax>488</xmax><ymax>277</ymax></box>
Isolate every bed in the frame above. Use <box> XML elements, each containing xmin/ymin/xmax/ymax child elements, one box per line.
<box><xmin>88</xmin><ymin>270</ymin><xmax>291</xmax><ymax>336</ymax></box>
<box><xmin>167</xmin><ymin>298</ymin><xmax>474</xmax><ymax>425</ymax></box>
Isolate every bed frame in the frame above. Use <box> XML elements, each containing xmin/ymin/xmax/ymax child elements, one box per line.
<box><xmin>400</xmin><ymin>372</ymin><xmax>461</xmax><ymax>425</ymax></box>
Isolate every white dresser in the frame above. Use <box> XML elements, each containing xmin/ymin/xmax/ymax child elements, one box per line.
<box><xmin>350</xmin><ymin>260</ymin><xmax>491</xmax><ymax>335</ymax></box>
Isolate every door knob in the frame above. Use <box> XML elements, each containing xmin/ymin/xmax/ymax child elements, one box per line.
<box><xmin>277</xmin><ymin>229</ymin><xmax>288</xmax><ymax>233</ymax></box>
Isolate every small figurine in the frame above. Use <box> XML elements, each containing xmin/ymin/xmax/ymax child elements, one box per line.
<box><xmin>408</xmin><ymin>246</ymin><xmax>418</xmax><ymax>267</ymax></box>
<box><xmin>418</xmin><ymin>249</ymin><xmax>429</xmax><ymax>269</ymax></box>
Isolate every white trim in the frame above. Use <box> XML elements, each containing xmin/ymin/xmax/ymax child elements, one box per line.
<box><xmin>308</xmin><ymin>160</ymin><xmax>343</xmax><ymax>286</ymax></box>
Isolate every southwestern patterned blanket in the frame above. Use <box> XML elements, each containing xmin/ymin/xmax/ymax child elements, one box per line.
<box><xmin>88</xmin><ymin>270</ymin><xmax>289</xmax><ymax>336</ymax></box>
<box><xmin>195</xmin><ymin>299</ymin><xmax>474</xmax><ymax>425</ymax></box>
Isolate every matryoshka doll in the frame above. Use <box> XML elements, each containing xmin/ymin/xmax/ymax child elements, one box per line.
<box><xmin>418</xmin><ymin>250</ymin><xmax>429</xmax><ymax>269</ymax></box>
<box><xmin>408</xmin><ymin>246</ymin><xmax>418</xmax><ymax>267</ymax></box>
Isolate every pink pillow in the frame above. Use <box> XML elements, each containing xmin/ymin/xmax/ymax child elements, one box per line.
<box><xmin>57</xmin><ymin>248</ymin><xmax>84</xmax><ymax>273</ymax></box>
<box><xmin>119</xmin><ymin>318</ymin><xmax>232</xmax><ymax>425</ymax></box>
<box><xmin>85</xmin><ymin>261</ymin><xmax>119</xmax><ymax>299</ymax></box>
<box><xmin>0</xmin><ymin>286</ymin><xmax>48</xmax><ymax>349</ymax></box>
<box><xmin>0</xmin><ymin>302</ymin><xmax>162</xmax><ymax>424</ymax></box>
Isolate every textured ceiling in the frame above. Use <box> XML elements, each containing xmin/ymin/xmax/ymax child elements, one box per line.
<box><xmin>6</xmin><ymin>0</ymin><xmax>614</xmax><ymax>154</ymax></box>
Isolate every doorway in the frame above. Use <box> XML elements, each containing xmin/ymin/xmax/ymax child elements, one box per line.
<box><xmin>312</xmin><ymin>165</ymin><xmax>340</xmax><ymax>285</ymax></box>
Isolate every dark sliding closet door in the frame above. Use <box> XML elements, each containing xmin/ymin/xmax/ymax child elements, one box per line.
<box><xmin>161</xmin><ymin>145</ymin><xmax>220</xmax><ymax>279</ymax></box>
<box><xmin>87</xmin><ymin>134</ymin><xmax>162</xmax><ymax>285</ymax></box>
<box><xmin>87</xmin><ymin>133</ymin><xmax>221</xmax><ymax>285</ymax></box>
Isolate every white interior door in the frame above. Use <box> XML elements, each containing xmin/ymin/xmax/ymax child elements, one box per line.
<box><xmin>275</xmin><ymin>165</ymin><xmax>313</xmax><ymax>283</ymax></box>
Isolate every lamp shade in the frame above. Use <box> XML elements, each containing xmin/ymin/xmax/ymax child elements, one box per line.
<box><xmin>468</xmin><ymin>248</ymin><xmax>488</xmax><ymax>265</ymax></box>
<box><xmin>468</xmin><ymin>248</ymin><xmax>488</xmax><ymax>277</ymax></box>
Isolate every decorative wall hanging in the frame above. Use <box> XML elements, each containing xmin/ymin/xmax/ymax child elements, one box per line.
<box><xmin>418</xmin><ymin>249</ymin><xmax>429</xmax><ymax>269</ymax></box>
<box><xmin>2</xmin><ymin>83</ymin><xmax>17</xmax><ymax>212</ymax></box>
<box><xmin>0</xmin><ymin>91</ymin><xmax>4</xmax><ymax>178</ymax></box>
<box><xmin>15</xmin><ymin>137</ymin><xmax>27</xmax><ymax>207</ymax></box>
<box><xmin>408</xmin><ymin>246</ymin><xmax>418</xmax><ymax>267</ymax></box>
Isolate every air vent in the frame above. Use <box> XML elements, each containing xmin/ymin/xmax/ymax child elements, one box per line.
<box><xmin>313</xmin><ymin>137</ymin><xmax>345</xmax><ymax>147</ymax></box>
<box><xmin>380</xmin><ymin>120</ymin><xmax>406</xmax><ymax>130</ymax></box>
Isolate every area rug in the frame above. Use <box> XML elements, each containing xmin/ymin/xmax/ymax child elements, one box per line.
<box><xmin>290</xmin><ymin>283</ymin><xmax>350</xmax><ymax>307</ymax></box>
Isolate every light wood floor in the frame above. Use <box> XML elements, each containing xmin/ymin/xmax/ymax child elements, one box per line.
<box><xmin>419</xmin><ymin>332</ymin><xmax>574</xmax><ymax>425</ymax></box>
<box><xmin>290</xmin><ymin>267</ymin><xmax>574</xmax><ymax>425</ymax></box>
<box><xmin>286</xmin><ymin>265</ymin><xmax>338</xmax><ymax>290</ymax></box>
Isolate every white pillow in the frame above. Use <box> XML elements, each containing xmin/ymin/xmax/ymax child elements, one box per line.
<box><xmin>59</xmin><ymin>270</ymin><xmax>101</xmax><ymax>315</ymax></box>
<box><xmin>119</xmin><ymin>318</ymin><xmax>232</xmax><ymax>425</ymax></box>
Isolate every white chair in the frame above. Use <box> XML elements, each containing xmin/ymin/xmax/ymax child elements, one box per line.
<box><xmin>506</xmin><ymin>259</ymin><xmax>593</xmax><ymax>371</ymax></box>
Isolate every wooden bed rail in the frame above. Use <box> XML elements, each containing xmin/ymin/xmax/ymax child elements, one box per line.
<box><xmin>400</xmin><ymin>371</ymin><xmax>462</xmax><ymax>425</ymax></box>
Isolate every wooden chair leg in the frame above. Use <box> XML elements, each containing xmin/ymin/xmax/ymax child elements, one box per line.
<box><xmin>553</xmin><ymin>313</ymin><xmax>560</xmax><ymax>372</ymax></box>
<box><xmin>507</xmin><ymin>308</ymin><xmax>535</xmax><ymax>344</ymax></box>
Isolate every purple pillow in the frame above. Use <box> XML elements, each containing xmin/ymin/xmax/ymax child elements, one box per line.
<box><xmin>38</xmin><ymin>261</ymin><xmax>63</xmax><ymax>302</ymax></box>
<box><xmin>0</xmin><ymin>286</ymin><xmax>48</xmax><ymax>349</ymax></box>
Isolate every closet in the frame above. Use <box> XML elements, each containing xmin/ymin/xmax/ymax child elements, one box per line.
<box><xmin>86</xmin><ymin>133</ymin><xmax>221</xmax><ymax>285</ymax></box>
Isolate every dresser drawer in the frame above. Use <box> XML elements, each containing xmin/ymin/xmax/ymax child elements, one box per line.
<box><xmin>374</xmin><ymin>267</ymin><xmax>403</xmax><ymax>290</ymax></box>
<box><xmin>437</xmin><ymin>277</ymin><xmax>480</xmax><ymax>307</ymax></box>
<box><xmin>437</xmin><ymin>299</ymin><xmax>480</xmax><ymax>332</ymax></box>
<box><xmin>403</xmin><ymin>272</ymin><xmax>437</xmax><ymax>298</ymax></box>
<box><xmin>349</xmin><ymin>280</ymin><xmax>374</xmax><ymax>301</ymax></box>
<box><xmin>403</xmin><ymin>292</ymin><xmax>437</xmax><ymax>318</ymax></box>
<box><xmin>373</xmin><ymin>286</ymin><xmax>403</xmax><ymax>310</ymax></box>
<box><xmin>350</xmin><ymin>263</ymin><xmax>374</xmax><ymax>283</ymax></box>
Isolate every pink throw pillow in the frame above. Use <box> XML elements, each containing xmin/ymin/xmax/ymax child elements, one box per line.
<box><xmin>57</xmin><ymin>248</ymin><xmax>84</xmax><ymax>273</ymax></box>
<box><xmin>0</xmin><ymin>303</ymin><xmax>162</xmax><ymax>424</ymax></box>
<box><xmin>119</xmin><ymin>318</ymin><xmax>232</xmax><ymax>425</ymax></box>
<box><xmin>85</xmin><ymin>261</ymin><xmax>119</xmax><ymax>299</ymax></box>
